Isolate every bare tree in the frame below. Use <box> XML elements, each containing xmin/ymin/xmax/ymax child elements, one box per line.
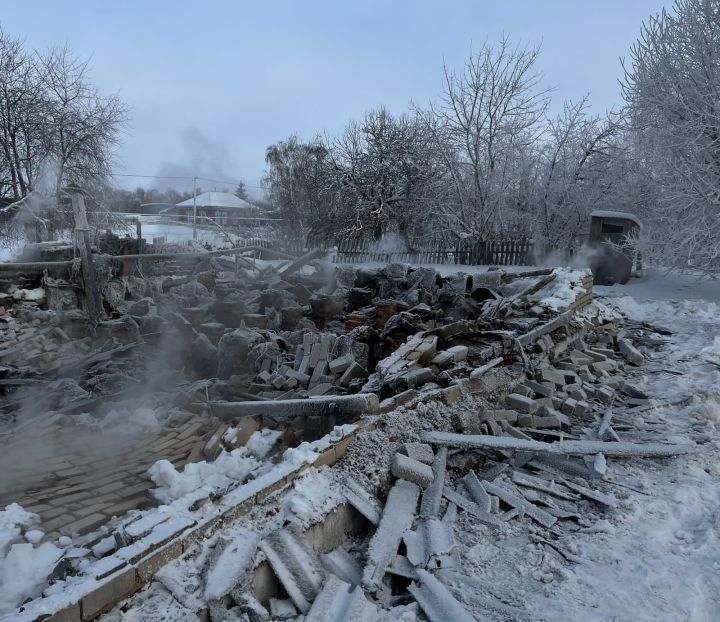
<box><xmin>0</xmin><ymin>29</ymin><xmax>47</xmax><ymax>199</ymax></box>
<box><xmin>40</xmin><ymin>46</ymin><xmax>128</xmax><ymax>197</ymax></box>
<box><xmin>326</xmin><ymin>108</ymin><xmax>447</xmax><ymax>243</ymax></box>
<box><xmin>264</xmin><ymin>136</ymin><xmax>329</xmax><ymax>244</ymax></box>
<box><xmin>537</xmin><ymin>98</ymin><xmax>627</xmax><ymax>246</ymax></box>
<box><xmin>426</xmin><ymin>37</ymin><xmax>550</xmax><ymax>240</ymax></box>
<box><xmin>624</xmin><ymin>0</ymin><xmax>720</xmax><ymax>271</ymax></box>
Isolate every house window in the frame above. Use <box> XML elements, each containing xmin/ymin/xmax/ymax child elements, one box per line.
<box><xmin>601</xmin><ymin>222</ymin><xmax>624</xmax><ymax>234</ymax></box>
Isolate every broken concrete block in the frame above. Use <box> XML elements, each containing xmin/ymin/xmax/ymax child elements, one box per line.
<box><xmin>392</xmin><ymin>453</ymin><xmax>435</xmax><ymax>488</ymax></box>
<box><xmin>203</xmin><ymin>424</ymin><xmax>230</xmax><ymax>461</ymax></box>
<box><xmin>538</xmin><ymin>367</ymin><xmax>566</xmax><ymax>387</ymax></box>
<box><xmin>451</xmin><ymin>411</ymin><xmax>481</xmax><ymax>435</ymax></box>
<box><xmin>585</xmin><ymin>349</ymin><xmax>607</xmax><ymax>363</ymax></box>
<box><xmin>308</xmin><ymin>383</ymin><xmax>333</xmax><ymax>397</ymax></box>
<box><xmin>523</xmin><ymin>380</ymin><xmax>555</xmax><ymax>398</ymax></box>
<box><xmin>574</xmin><ymin>400</ymin><xmax>590</xmax><ymax>416</ymax></box>
<box><xmin>514</xmin><ymin>384</ymin><xmax>534</xmax><ymax>398</ymax></box>
<box><xmin>560</xmin><ymin>398</ymin><xmax>578</xmax><ymax>416</ymax></box>
<box><xmin>431</xmin><ymin>351</ymin><xmax>454</xmax><ymax>370</ymax></box>
<box><xmin>397</xmin><ymin>366</ymin><xmax>433</xmax><ymax>390</ymax></box>
<box><xmin>363</xmin><ymin>480</ymin><xmax>420</xmax><ymax>590</ymax></box>
<box><xmin>339</xmin><ymin>362</ymin><xmax>366</xmax><ymax>387</ymax></box>
<box><xmin>562</xmin><ymin>370</ymin><xmax>580</xmax><ymax>384</ymax></box>
<box><xmin>329</xmin><ymin>354</ymin><xmax>353</xmax><ymax>375</ymax></box>
<box><xmin>485</xmin><ymin>409</ymin><xmax>518</xmax><ymax>424</ymax></box>
<box><xmin>517</xmin><ymin>413</ymin><xmax>533</xmax><ymax>427</ymax></box>
<box><xmin>532</xmin><ymin>408</ymin><xmax>571</xmax><ymax>430</ymax></box>
<box><xmin>462</xmin><ymin>471</ymin><xmax>491</xmax><ymax>513</ymax></box>
<box><xmin>479</xmin><ymin>416</ymin><xmax>502</xmax><ymax>436</ymax></box>
<box><xmin>398</xmin><ymin>442</ymin><xmax>435</xmax><ymax>465</ymax></box>
<box><xmin>258</xmin><ymin>527</ymin><xmax>325</xmax><ymax>613</ymax></box>
<box><xmin>596</xmin><ymin>386</ymin><xmax>615</xmax><ymax>405</ymax></box>
<box><xmin>592</xmin><ymin>360</ymin><xmax>618</xmax><ymax>374</ymax></box>
<box><xmin>569</xmin><ymin>387</ymin><xmax>588</xmax><ymax>401</ymax></box>
<box><xmin>505</xmin><ymin>393</ymin><xmax>539</xmax><ymax>414</ymax></box>
<box><xmin>416</xmin><ymin>336</ymin><xmax>439</xmax><ymax>366</ymax></box>
<box><xmin>446</xmin><ymin>345</ymin><xmax>469</xmax><ymax>362</ymax></box>
<box><xmin>286</xmin><ymin>369</ymin><xmax>310</xmax><ymax>387</ymax></box>
<box><xmin>618</xmin><ymin>338</ymin><xmax>644</xmax><ymax>366</ymax></box>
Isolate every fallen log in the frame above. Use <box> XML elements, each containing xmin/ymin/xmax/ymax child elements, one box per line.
<box><xmin>421</xmin><ymin>430</ymin><xmax>696</xmax><ymax>458</ymax></box>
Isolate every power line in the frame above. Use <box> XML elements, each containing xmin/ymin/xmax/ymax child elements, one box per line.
<box><xmin>110</xmin><ymin>173</ymin><xmax>265</xmax><ymax>189</ymax></box>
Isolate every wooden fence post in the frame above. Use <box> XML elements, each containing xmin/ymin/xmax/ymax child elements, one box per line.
<box><xmin>72</xmin><ymin>193</ymin><xmax>104</xmax><ymax>322</ymax></box>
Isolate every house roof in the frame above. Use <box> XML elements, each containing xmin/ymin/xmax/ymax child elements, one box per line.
<box><xmin>590</xmin><ymin>210</ymin><xmax>641</xmax><ymax>227</ymax></box>
<box><xmin>175</xmin><ymin>191</ymin><xmax>256</xmax><ymax>210</ymax></box>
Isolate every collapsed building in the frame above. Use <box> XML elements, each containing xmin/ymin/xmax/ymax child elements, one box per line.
<box><xmin>0</xmin><ymin>234</ymin><xmax>696</xmax><ymax>621</ymax></box>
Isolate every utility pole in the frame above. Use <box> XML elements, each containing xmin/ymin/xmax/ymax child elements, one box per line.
<box><xmin>192</xmin><ymin>176</ymin><xmax>198</xmax><ymax>240</ymax></box>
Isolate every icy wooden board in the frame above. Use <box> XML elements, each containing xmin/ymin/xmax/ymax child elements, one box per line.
<box><xmin>362</xmin><ymin>479</ymin><xmax>420</xmax><ymax>590</ymax></box>
<box><xmin>422</xmin><ymin>431</ymin><xmax>696</xmax><ymax>458</ymax></box>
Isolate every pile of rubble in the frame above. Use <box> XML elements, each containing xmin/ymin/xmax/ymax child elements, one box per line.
<box><xmin>10</xmin><ymin>242</ymin><xmax>671</xmax><ymax>620</ymax></box>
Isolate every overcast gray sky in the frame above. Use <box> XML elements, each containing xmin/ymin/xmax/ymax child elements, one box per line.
<box><xmin>1</xmin><ymin>0</ymin><xmax>669</xmax><ymax>196</ymax></box>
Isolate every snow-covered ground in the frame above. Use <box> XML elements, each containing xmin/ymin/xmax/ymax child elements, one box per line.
<box><xmin>596</xmin><ymin>266</ymin><xmax>720</xmax><ymax>303</ymax></box>
<box><xmin>533</xmin><ymin>272</ymin><xmax>720</xmax><ymax>620</ymax></box>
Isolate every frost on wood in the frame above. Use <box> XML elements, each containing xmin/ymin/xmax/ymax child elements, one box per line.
<box><xmin>362</xmin><ymin>479</ymin><xmax>420</xmax><ymax>590</ymax></box>
<box><xmin>257</xmin><ymin>527</ymin><xmax>326</xmax><ymax>613</ymax></box>
<box><xmin>422</xmin><ymin>431</ymin><xmax>697</xmax><ymax>458</ymax></box>
<box><xmin>409</xmin><ymin>568</ymin><xmax>475</xmax><ymax>622</ymax></box>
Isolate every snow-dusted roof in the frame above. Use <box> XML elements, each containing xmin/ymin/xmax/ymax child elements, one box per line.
<box><xmin>590</xmin><ymin>210</ymin><xmax>641</xmax><ymax>227</ymax></box>
<box><xmin>176</xmin><ymin>192</ymin><xmax>256</xmax><ymax>210</ymax></box>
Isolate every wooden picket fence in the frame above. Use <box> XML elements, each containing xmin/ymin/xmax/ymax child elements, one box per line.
<box><xmin>332</xmin><ymin>237</ymin><xmax>541</xmax><ymax>266</ymax></box>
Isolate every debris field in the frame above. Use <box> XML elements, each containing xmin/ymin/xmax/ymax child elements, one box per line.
<box><xmin>0</xmin><ymin>242</ymin><xmax>700</xmax><ymax>621</ymax></box>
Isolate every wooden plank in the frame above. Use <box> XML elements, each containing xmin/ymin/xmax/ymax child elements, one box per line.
<box><xmin>421</xmin><ymin>431</ymin><xmax>697</xmax><ymax>458</ymax></box>
<box><xmin>72</xmin><ymin>194</ymin><xmax>104</xmax><ymax>322</ymax></box>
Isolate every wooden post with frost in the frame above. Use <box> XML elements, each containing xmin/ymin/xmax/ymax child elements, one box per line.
<box><xmin>72</xmin><ymin>193</ymin><xmax>103</xmax><ymax>322</ymax></box>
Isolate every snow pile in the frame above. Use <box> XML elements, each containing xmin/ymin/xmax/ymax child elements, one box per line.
<box><xmin>0</xmin><ymin>504</ymin><xmax>63</xmax><ymax>615</ymax></box>
<box><xmin>0</xmin><ymin>503</ymin><xmax>39</xmax><ymax>555</ymax></box>
<box><xmin>540</xmin><ymin>268</ymin><xmax>590</xmax><ymax>310</ymax></box>
<box><xmin>245</xmin><ymin>429</ymin><xmax>282</xmax><ymax>459</ymax></box>
<box><xmin>1</xmin><ymin>541</ymin><xmax>64</xmax><ymax>615</ymax></box>
<box><xmin>281</xmin><ymin>442</ymin><xmax>320</xmax><ymax>467</ymax></box>
<box><xmin>148</xmin><ymin>448</ymin><xmax>261</xmax><ymax>504</ymax></box>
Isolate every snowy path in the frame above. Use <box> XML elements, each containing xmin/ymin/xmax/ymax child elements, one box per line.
<box><xmin>531</xmin><ymin>286</ymin><xmax>720</xmax><ymax>620</ymax></box>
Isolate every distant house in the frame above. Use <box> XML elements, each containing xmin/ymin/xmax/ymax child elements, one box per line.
<box><xmin>162</xmin><ymin>191</ymin><xmax>259</xmax><ymax>226</ymax></box>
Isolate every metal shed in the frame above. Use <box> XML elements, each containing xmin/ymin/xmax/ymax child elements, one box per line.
<box><xmin>588</xmin><ymin>210</ymin><xmax>641</xmax><ymax>285</ymax></box>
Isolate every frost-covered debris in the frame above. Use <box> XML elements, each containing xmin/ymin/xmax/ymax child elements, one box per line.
<box><xmin>105</xmin><ymin>282</ymin><xmax>720</xmax><ymax>622</ymax></box>
<box><xmin>283</xmin><ymin>470</ymin><xmax>345</xmax><ymax>527</ymax></box>
<box><xmin>540</xmin><ymin>268</ymin><xmax>591</xmax><ymax>310</ymax></box>
<box><xmin>3</xmin><ymin>250</ymin><xmax>707</xmax><ymax>622</ymax></box>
